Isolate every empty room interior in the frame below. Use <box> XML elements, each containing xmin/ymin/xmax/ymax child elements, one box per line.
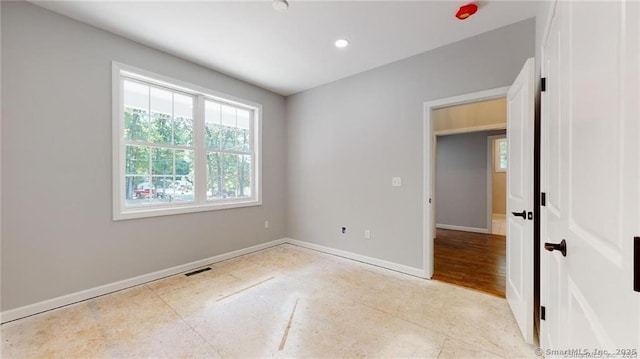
<box><xmin>1</xmin><ymin>1</ymin><xmax>639</xmax><ymax>358</ymax></box>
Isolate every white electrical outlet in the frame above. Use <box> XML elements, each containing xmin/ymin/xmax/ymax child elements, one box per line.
<box><xmin>364</xmin><ymin>230</ymin><xmax>371</xmax><ymax>239</ymax></box>
<box><xmin>392</xmin><ymin>177</ymin><xmax>402</xmax><ymax>187</ymax></box>
<box><xmin>264</xmin><ymin>220</ymin><xmax>270</xmax><ymax>229</ymax></box>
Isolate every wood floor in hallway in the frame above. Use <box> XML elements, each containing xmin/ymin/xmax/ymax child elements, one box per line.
<box><xmin>433</xmin><ymin>228</ymin><xmax>506</xmax><ymax>297</ymax></box>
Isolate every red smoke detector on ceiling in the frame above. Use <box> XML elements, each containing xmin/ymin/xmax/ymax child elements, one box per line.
<box><xmin>456</xmin><ymin>3</ymin><xmax>478</xmax><ymax>20</ymax></box>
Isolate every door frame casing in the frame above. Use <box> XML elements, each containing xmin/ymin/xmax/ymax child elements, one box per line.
<box><xmin>423</xmin><ymin>86</ymin><xmax>510</xmax><ymax>278</ymax></box>
<box><xmin>538</xmin><ymin>0</ymin><xmax>558</xmax><ymax>349</ymax></box>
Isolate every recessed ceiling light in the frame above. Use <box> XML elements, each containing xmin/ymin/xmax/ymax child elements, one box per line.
<box><xmin>272</xmin><ymin>0</ymin><xmax>289</xmax><ymax>12</ymax></box>
<box><xmin>335</xmin><ymin>39</ymin><xmax>349</xmax><ymax>48</ymax></box>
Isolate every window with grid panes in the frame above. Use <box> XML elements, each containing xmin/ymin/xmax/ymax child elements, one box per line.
<box><xmin>113</xmin><ymin>63</ymin><xmax>261</xmax><ymax>220</ymax></box>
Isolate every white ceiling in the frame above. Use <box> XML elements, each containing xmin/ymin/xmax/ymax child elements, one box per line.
<box><xmin>32</xmin><ymin>1</ymin><xmax>538</xmax><ymax>96</ymax></box>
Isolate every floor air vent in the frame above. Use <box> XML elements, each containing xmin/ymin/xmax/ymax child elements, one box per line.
<box><xmin>185</xmin><ymin>267</ymin><xmax>212</xmax><ymax>277</ymax></box>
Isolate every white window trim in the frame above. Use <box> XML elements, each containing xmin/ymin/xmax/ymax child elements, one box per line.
<box><xmin>494</xmin><ymin>137</ymin><xmax>507</xmax><ymax>172</ymax></box>
<box><xmin>112</xmin><ymin>61</ymin><xmax>262</xmax><ymax>220</ymax></box>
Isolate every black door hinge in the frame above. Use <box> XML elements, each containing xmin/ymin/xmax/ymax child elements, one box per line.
<box><xmin>634</xmin><ymin>237</ymin><xmax>639</xmax><ymax>292</ymax></box>
<box><xmin>541</xmin><ymin>192</ymin><xmax>546</xmax><ymax>206</ymax></box>
<box><xmin>541</xmin><ymin>306</ymin><xmax>546</xmax><ymax>320</ymax></box>
<box><xmin>429</xmin><ymin>198</ymin><xmax>432</xmax><ymax>204</ymax></box>
<box><xmin>541</xmin><ymin>78</ymin><xmax>547</xmax><ymax>92</ymax></box>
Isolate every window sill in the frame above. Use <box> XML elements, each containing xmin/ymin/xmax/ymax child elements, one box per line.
<box><xmin>113</xmin><ymin>199</ymin><xmax>262</xmax><ymax>221</ymax></box>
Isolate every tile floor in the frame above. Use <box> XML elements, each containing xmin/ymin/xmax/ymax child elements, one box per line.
<box><xmin>1</xmin><ymin>244</ymin><xmax>536</xmax><ymax>358</ymax></box>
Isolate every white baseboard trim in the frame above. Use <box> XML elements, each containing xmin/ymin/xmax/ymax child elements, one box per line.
<box><xmin>285</xmin><ymin>238</ymin><xmax>426</xmax><ymax>278</ymax></box>
<box><xmin>0</xmin><ymin>238</ymin><xmax>287</xmax><ymax>324</ymax></box>
<box><xmin>2</xmin><ymin>237</ymin><xmax>429</xmax><ymax>323</ymax></box>
<box><xmin>436</xmin><ymin>224</ymin><xmax>489</xmax><ymax>234</ymax></box>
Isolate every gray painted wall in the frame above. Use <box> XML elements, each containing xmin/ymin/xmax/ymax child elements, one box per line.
<box><xmin>1</xmin><ymin>2</ymin><xmax>286</xmax><ymax>311</ymax></box>
<box><xmin>285</xmin><ymin>19</ymin><xmax>534</xmax><ymax>269</ymax></box>
<box><xmin>435</xmin><ymin>130</ymin><xmax>506</xmax><ymax>230</ymax></box>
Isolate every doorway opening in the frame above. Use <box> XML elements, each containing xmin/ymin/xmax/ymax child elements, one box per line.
<box><xmin>422</xmin><ymin>86</ymin><xmax>510</xmax><ymax>281</ymax></box>
<box><xmin>424</xmin><ymin>60</ymin><xmax>537</xmax><ymax>345</ymax></box>
<box><xmin>429</xmin><ymin>98</ymin><xmax>508</xmax><ymax>297</ymax></box>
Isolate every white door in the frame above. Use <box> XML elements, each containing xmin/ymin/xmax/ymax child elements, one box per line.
<box><xmin>541</xmin><ymin>0</ymin><xmax>640</xmax><ymax>351</ymax></box>
<box><xmin>506</xmin><ymin>57</ymin><xmax>535</xmax><ymax>344</ymax></box>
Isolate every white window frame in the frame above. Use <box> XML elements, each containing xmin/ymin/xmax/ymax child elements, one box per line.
<box><xmin>494</xmin><ymin>137</ymin><xmax>507</xmax><ymax>172</ymax></box>
<box><xmin>112</xmin><ymin>62</ymin><xmax>262</xmax><ymax>220</ymax></box>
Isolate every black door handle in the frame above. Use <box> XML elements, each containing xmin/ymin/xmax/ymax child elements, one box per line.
<box><xmin>544</xmin><ymin>239</ymin><xmax>567</xmax><ymax>257</ymax></box>
<box><xmin>511</xmin><ymin>210</ymin><xmax>527</xmax><ymax>219</ymax></box>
